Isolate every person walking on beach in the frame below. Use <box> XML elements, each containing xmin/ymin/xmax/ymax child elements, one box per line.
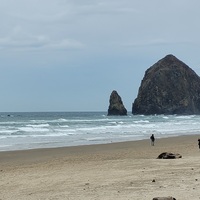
<box><xmin>198</xmin><ymin>138</ymin><xmax>200</xmax><ymax>149</ymax></box>
<box><xmin>150</xmin><ymin>134</ymin><xmax>155</xmax><ymax>146</ymax></box>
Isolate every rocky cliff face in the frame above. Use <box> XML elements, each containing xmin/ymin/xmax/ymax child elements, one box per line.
<box><xmin>132</xmin><ymin>54</ymin><xmax>200</xmax><ymax>115</ymax></box>
<box><xmin>108</xmin><ymin>90</ymin><xmax>127</xmax><ymax>115</ymax></box>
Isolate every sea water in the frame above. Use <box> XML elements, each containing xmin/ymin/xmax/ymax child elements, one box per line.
<box><xmin>0</xmin><ymin>112</ymin><xmax>200</xmax><ymax>151</ymax></box>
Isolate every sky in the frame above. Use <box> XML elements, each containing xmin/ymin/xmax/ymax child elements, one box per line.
<box><xmin>1</xmin><ymin>0</ymin><xmax>200</xmax><ymax>112</ymax></box>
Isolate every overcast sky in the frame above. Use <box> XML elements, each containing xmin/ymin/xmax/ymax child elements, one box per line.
<box><xmin>1</xmin><ymin>0</ymin><xmax>200</xmax><ymax>112</ymax></box>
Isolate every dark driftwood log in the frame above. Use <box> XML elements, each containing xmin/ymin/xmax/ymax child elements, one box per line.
<box><xmin>157</xmin><ymin>152</ymin><xmax>182</xmax><ymax>159</ymax></box>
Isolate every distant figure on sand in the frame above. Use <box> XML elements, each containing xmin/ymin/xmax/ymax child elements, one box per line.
<box><xmin>198</xmin><ymin>139</ymin><xmax>200</xmax><ymax>149</ymax></box>
<box><xmin>150</xmin><ymin>134</ymin><xmax>155</xmax><ymax>146</ymax></box>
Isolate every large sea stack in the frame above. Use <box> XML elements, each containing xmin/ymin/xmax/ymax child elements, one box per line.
<box><xmin>132</xmin><ymin>54</ymin><xmax>200</xmax><ymax>115</ymax></box>
<box><xmin>108</xmin><ymin>90</ymin><xmax>127</xmax><ymax>115</ymax></box>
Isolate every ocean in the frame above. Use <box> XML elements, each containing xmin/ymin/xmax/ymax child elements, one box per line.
<box><xmin>0</xmin><ymin>112</ymin><xmax>200</xmax><ymax>152</ymax></box>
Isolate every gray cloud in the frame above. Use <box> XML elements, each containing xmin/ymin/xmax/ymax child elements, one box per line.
<box><xmin>0</xmin><ymin>35</ymin><xmax>84</xmax><ymax>51</ymax></box>
<box><xmin>2</xmin><ymin>0</ymin><xmax>200</xmax><ymax>51</ymax></box>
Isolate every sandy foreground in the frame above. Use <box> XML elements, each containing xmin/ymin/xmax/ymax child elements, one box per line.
<box><xmin>0</xmin><ymin>135</ymin><xmax>200</xmax><ymax>200</ymax></box>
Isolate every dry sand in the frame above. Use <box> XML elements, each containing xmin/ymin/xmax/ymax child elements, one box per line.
<box><xmin>0</xmin><ymin>135</ymin><xmax>200</xmax><ymax>200</ymax></box>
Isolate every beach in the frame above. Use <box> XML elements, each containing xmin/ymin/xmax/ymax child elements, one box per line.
<box><xmin>1</xmin><ymin>135</ymin><xmax>200</xmax><ymax>200</ymax></box>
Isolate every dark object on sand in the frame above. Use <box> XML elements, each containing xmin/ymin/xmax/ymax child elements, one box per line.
<box><xmin>157</xmin><ymin>152</ymin><xmax>182</xmax><ymax>159</ymax></box>
<box><xmin>153</xmin><ymin>197</ymin><xmax>176</xmax><ymax>200</ymax></box>
<box><xmin>198</xmin><ymin>139</ymin><xmax>200</xmax><ymax>149</ymax></box>
<box><xmin>132</xmin><ymin>54</ymin><xmax>200</xmax><ymax>115</ymax></box>
<box><xmin>108</xmin><ymin>90</ymin><xmax>127</xmax><ymax>116</ymax></box>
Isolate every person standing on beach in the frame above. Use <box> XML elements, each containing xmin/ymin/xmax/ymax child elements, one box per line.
<box><xmin>150</xmin><ymin>134</ymin><xmax>155</xmax><ymax>146</ymax></box>
<box><xmin>198</xmin><ymin>139</ymin><xmax>200</xmax><ymax>149</ymax></box>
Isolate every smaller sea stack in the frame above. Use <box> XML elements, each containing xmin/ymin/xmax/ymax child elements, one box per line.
<box><xmin>108</xmin><ymin>90</ymin><xmax>127</xmax><ymax>116</ymax></box>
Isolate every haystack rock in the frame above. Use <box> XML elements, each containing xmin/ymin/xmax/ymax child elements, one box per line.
<box><xmin>132</xmin><ymin>54</ymin><xmax>200</xmax><ymax>115</ymax></box>
<box><xmin>108</xmin><ymin>90</ymin><xmax>127</xmax><ymax>115</ymax></box>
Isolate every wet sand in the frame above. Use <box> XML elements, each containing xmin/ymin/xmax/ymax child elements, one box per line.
<box><xmin>0</xmin><ymin>135</ymin><xmax>200</xmax><ymax>200</ymax></box>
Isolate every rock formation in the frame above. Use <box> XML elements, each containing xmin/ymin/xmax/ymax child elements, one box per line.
<box><xmin>132</xmin><ymin>54</ymin><xmax>200</xmax><ymax>115</ymax></box>
<box><xmin>108</xmin><ymin>90</ymin><xmax>127</xmax><ymax>115</ymax></box>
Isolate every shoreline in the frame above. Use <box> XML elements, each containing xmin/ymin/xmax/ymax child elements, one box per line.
<box><xmin>1</xmin><ymin>134</ymin><xmax>200</xmax><ymax>199</ymax></box>
<box><xmin>1</xmin><ymin>134</ymin><xmax>199</xmax><ymax>165</ymax></box>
